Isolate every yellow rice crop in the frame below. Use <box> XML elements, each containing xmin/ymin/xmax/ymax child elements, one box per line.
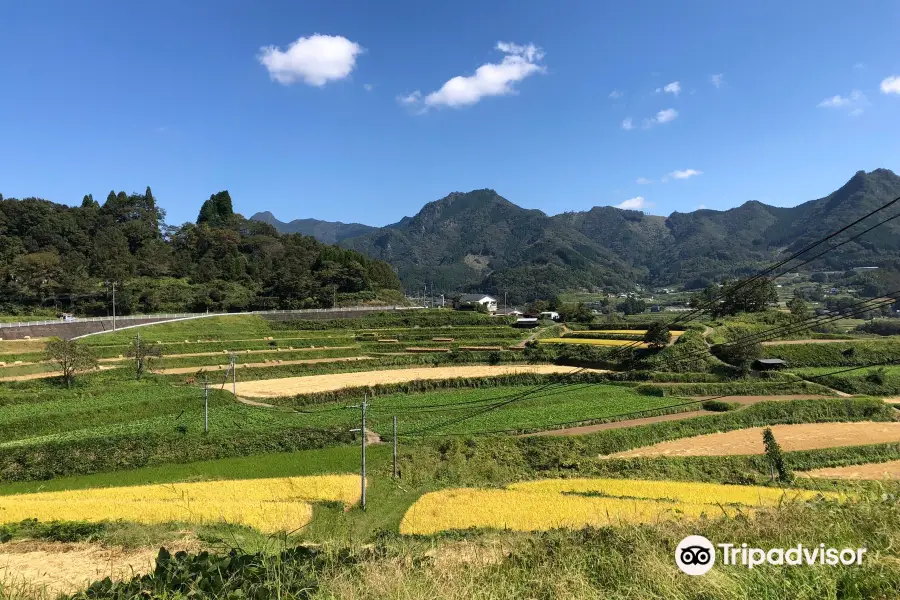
<box><xmin>0</xmin><ymin>475</ymin><xmax>360</xmax><ymax>533</ymax></box>
<box><xmin>540</xmin><ymin>338</ymin><xmax>650</xmax><ymax>347</ymax></box>
<box><xmin>508</xmin><ymin>478</ymin><xmax>840</xmax><ymax>506</ymax></box>
<box><xmin>400</xmin><ymin>477</ymin><xmax>839</xmax><ymax>535</ymax></box>
<box><xmin>399</xmin><ymin>489</ymin><xmax>742</xmax><ymax>535</ymax></box>
<box><xmin>571</xmin><ymin>330</ymin><xmax>685</xmax><ymax>336</ymax></box>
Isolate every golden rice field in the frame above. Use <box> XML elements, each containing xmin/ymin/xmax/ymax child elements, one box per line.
<box><xmin>0</xmin><ymin>475</ymin><xmax>360</xmax><ymax>533</ymax></box>
<box><xmin>581</xmin><ymin>330</ymin><xmax>685</xmax><ymax>336</ymax></box>
<box><xmin>399</xmin><ymin>478</ymin><xmax>838</xmax><ymax>534</ymax></box>
<box><xmin>539</xmin><ymin>338</ymin><xmax>650</xmax><ymax>347</ymax></box>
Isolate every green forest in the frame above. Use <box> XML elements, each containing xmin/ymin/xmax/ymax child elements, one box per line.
<box><xmin>0</xmin><ymin>189</ymin><xmax>402</xmax><ymax>315</ymax></box>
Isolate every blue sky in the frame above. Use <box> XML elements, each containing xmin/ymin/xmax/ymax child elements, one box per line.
<box><xmin>1</xmin><ymin>0</ymin><xmax>899</xmax><ymax>226</ymax></box>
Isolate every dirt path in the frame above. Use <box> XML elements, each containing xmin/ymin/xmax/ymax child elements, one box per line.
<box><xmin>608</xmin><ymin>421</ymin><xmax>900</xmax><ymax>458</ymax></box>
<box><xmin>155</xmin><ymin>355</ymin><xmax>372</xmax><ymax>376</ymax></box>
<box><xmin>802</xmin><ymin>459</ymin><xmax>900</xmax><ymax>480</ymax></box>
<box><xmin>232</xmin><ymin>365</ymin><xmax>602</xmax><ymax>398</ymax></box>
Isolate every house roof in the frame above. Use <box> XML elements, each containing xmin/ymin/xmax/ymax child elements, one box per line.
<box><xmin>458</xmin><ymin>293</ymin><xmax>496</xmax><ymax>302</ymax></box>
<box><xmin>754</xmin><ymin>358</ymin><xmax>787</xmax><ymax>365</ymax></box>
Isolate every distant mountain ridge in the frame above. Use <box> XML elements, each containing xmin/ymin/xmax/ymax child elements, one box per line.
<box><xmin>254</xmin><ymin>169</ymin><xmax>900</xmax><ymax>301</ymax></box>
<box><xmin>250</xmin><ymin>211</ymin><xmax>376</xmax><ymax>244</ymax></box>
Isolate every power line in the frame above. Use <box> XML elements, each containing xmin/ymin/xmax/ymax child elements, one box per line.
<box><xmin>660</xmin><ymin>292</ymin><xmax>900</xmax><ymax>369</ymax></box>
<box><xmin>398</xmin><ymin>359</ymin><xmax>899</xmax><ymax>438</ymax></box>
<box><xmin>604</xmin><ymin>195</ymin><xmax>900</xmax><ymax>358</ymax></box>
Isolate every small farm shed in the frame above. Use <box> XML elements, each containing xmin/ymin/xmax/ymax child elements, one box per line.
<box><xmin>752</xmin><ymin>358</ymin><xmax>787</xmax><ymax>371</ymax></box>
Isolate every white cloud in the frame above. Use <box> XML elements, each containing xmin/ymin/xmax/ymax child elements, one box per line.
<box><xmin>363</xmin><ymin>83</ymin><xmax>374</xmax><ymax>91</ymax></box>
<box><xmin>853</xmin><ymin>62</ymin><xmax>866</xmax><ymax>70</ymax></box>
<box><xmin>817</xmin><ymin>89</ymin><xmax>869</xmax><ymax>115</ymax></box>
<box><xmin>663</xmin><ymin>81</ymin><xmax>681</xmax><ymax>96</ymax></box>
<box><xmin>616</xmin><ymin>196</ymin><xmax>648</xmax><ymax>210</ymax></box>
<box><xmin>403</xmin><ymin>42</ymin><xmax>546</xmax><ymax>111</ymax></box>
<box><xmin>643</xmin><ymin>108</ymin><xmax>678</xmax><ymax>128</ymax></box>
<box><xmin>661</xmin><ymin>176</ymin><xmax>669</xmax><ymax>183</ymax></box>
<box><xmin>259</xmin><ymin>34</ymin><xmax>363</xmax><ymax>86</ymax></box>
<box><xmin>818</xmin><ymin>94</ymin><xmax>852</xmax><ymax>108</ymax></box>
<box><xmin>609</xmin><ymin>89</ymin><xmax>624</xmax><ymax>99</ymax></box>
<box><xmin>636</xmin><ymin>177</ymin><xmax>653</xmax><ymax>185</ymax></box>
<box><xmin>397</xmin><ymin>91</ymin><xmax>422</xmax><ymax>105</ymax></box>
<box><xmin>621</xmin><ymin>117</ymin><xmax>634</xmax><ymax>131</ymax></box>
<box><xmin>670</xmin><ymin>169</ymin><xmax>703</xmax><ymax>180</ymax></box>
<box><xmin>711</xmin><ymin>74</ymin><xmax>724</xmax><ymax>88</ymax></box>
<box><xmin>695</xmin><ymin>204</ymin><xmax>707</xmax><ymax>210</ymax></box>
<box><xmin>882</xmin><ymin>76</ymin><xmax>900</xmax><ymax>95</ymax></box>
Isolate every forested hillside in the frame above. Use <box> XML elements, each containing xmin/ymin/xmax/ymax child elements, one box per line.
<box><xmin>0</xmin><ymin>189</ymin><xmax>402</xmax><ymax>315</ymax></box>
<box><xmin>249</xmin><ymin>211</ymin><xmax>376</xmax><ymax>244</ymax></box>
<box><xmin>330</xmin><ymin>169</ymin><xmax>900</xmax><ymax>301</ymax></box>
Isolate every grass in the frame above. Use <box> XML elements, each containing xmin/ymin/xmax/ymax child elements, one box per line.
<box><xmin>298</xmin><ymin>383</ymin><xmax>689</xmax><ymax>436</ymax></box>
<box><xmin>763</xmin><ymin>339</ymin><xmax>900</xmax><ymax>367</ymax></box>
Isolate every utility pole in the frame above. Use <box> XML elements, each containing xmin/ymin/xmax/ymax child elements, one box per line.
<box><xmin>347</xmin><ymin>393</ymin><xmax>368</xmax><ymax>510</ymax></box>
<box><xmin>230</xmin><ymin>353</ymin><xmax>237</xmax><ymax>396</ymax></box>
<box><xmin>111</xmin><ymin>282</ymin><xmax>117</xmax><ymax>331</ymax></box>
<box><xmin>203</xmin><ymin>381</ymin><xmax>209</xmax><ymax>433</ymax></box>
<box><xmin>504</xmin><ymin>291</ymin><xmax>508</xmax><ymax>313</ymax></box>
<box><xmin>135</xmin><ymin>331</ymin><xmax>141</xmax><ymax>376</ymax></box>
<box><xmin>392</xmin><ymin>415</ymin><xmax>398</xmax><ymax>479</ymax></box>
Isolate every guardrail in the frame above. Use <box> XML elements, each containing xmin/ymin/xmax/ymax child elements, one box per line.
<box><xmin>0</xmin><ymin>306</ymin><xmax>420</xmax><ymax>329</ymax></box>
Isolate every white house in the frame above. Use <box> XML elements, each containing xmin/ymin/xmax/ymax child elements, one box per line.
<box><xmin>454</xmin><ymin>294</ymin><xmax>498</xmax><ymax>313</ymax></box>
<box><xmin>539</xmin><ymin>311</ymin><xmax>560</xmax><ymax>321</ymax></box>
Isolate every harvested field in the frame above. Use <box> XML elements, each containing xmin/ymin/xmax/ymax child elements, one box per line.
<box><xmin>458</xmin><ymin>346</ymin><xmax>504</xmax><ymax>351</ymax></box>
<box><xmin>154</xmin><ymin>355</ymin><xmax>372</xmax><ymax>375</ymax></box>
<box><xmin>802</xmin><ymin>459</ymin><xmax>900</xmax><ymax>480</ymax></box>
<box><xmin>405</xmin><ymin>347</ymin><xmax>450</xmax><ymax>353</ymax></box>
<box><xmin>608</xmin><ymin>422</ymin><xmax>900</xmax><ymax>458</ymax></box>
<box><xmin>0</xmin><ymin>541</ymin><xmax>197</xmax><ymax>597</ymax></box>
<box><xmin>0</xmin><ymin>339</ymin><xmax>47</xmax><ymax>354</ymax></box>
<box><xmin>232</xmin><ymin>365</ymin><xmax>594</xmax><ymax>398</ymax></box>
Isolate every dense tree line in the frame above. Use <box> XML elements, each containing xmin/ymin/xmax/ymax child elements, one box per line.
<box><xmin>0</xmin><ymin>188</ymin><xmax>402</xmax><ymax>315</ymax></box>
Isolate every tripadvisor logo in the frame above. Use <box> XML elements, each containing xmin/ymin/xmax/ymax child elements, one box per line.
<box><xmin>675</xmin><ymin>536</ymin><xmax>867</xmax><ymax>576</ymax></box>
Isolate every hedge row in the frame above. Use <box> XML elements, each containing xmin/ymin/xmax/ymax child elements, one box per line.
<box><xmin>0</xmin><ymin>427</ymin><xmax>353</xmax><ymax>483</ymax></box>
<box><xmin>635</xmin><ymin>380</ymin><xmax>834</xmax><ymax>397</ymax></box>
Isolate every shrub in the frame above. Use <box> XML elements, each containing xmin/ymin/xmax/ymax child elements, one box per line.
<box><xmin>856</xmin><ymin>320</ymin><xmax>900</xmax><ymax>336</ymax></box>
<box><xmin>762</xmin><ymin>427</ymin><xmax>793</xmax><ymax>483</ymax></box>
<box><xmin>701</xmin><ymin>400</ymin><xmax>739</xmax><ymax>412</ymax></box>
<box><xmin>68</xmin><ymin>547</ymin><xmax>324</xmax><ymax>600</ymax></box>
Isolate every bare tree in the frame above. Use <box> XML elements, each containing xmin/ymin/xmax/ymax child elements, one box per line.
<box><xmin>126</xmin><ymin>334</ymin><xmax>162</xmax><ymax>379</ymax></box>
<box><xmin>44</xmin><ymin>338</ymin><xmax>98</xmax><ymax>388</ymax></box>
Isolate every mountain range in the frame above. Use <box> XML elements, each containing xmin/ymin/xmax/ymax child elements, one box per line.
<box><xmin>252</xmin><ymin>169</ymin><xmax>900</xmax><ymax>302</ymax></box>
<box><xmin>250</xmin><ymin>211</ymin><xmax>377</xmax><ymax>244</ymax></box>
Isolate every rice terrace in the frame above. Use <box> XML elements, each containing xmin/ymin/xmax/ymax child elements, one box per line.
<box><xmin>1</xmin><ymin>295</ymin><xmax>900</xmax><ymax>598</ymax></box>
<box><xmin>3</xmin><ymin>7</ymin><xmax>900</xmax><ymax>596</ymax></box>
